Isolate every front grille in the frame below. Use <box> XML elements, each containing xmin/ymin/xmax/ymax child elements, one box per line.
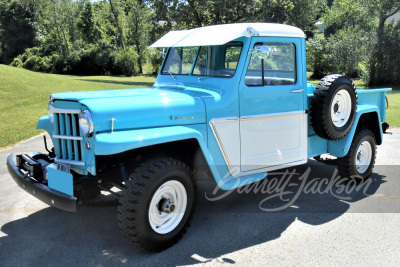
<box><xmin>53</xmin><ymin>112</ymin><xmax>83</xmax><ymax>163</ymax></box>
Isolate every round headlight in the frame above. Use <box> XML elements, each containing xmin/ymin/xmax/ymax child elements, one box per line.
<box><xmin>79</xmin><ymin>110</ymin><xmax>94</xmax><ymax>137</ymax></box>
<box><xmin>48</xmin><ymin>104</ymin><xmax>54</xmax><ymax>124</ymax></box>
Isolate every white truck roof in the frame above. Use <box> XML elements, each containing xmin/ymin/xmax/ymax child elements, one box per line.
<box><xmin>150</xmin><ymin>23</ymin><xmax>305</xmax><ymax>48</ymax></box>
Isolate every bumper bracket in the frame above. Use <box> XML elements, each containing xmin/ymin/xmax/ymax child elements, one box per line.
<box><xmin>6</xmin><ymin>154</ymin><xmax>77</xmax><ymax>212</ymax></box>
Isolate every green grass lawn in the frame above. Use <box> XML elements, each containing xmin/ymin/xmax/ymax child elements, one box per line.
<box><xmin>0</xmin><ymin>65</ymin><xmax>399</xmax><ymax>149</ymax></box>
<box><xmin>0</xmin><ymin>64</ymin><xmax>156</xmax><ymax>148</ymax></box>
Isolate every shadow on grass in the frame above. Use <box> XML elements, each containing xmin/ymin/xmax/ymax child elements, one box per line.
<box><xmin>78</xmin><ymin>79</ymin><xmax>155</xmax><ymax>88</ymax></box>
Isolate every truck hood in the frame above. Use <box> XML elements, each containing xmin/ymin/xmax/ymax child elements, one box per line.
<box><xmin>52</xmin><ymin>87</ymin><xmax>206</xmax><ymax>132</ymax></box>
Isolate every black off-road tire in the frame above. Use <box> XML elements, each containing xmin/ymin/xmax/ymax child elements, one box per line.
<box><xmin>117</xmin><ymin>157</ymin><xmax>195</xmax><ymax>252</ymax></box>
<box><xmin>310</xmin><ymin>74</ymin><xmax>358</xmax><ymax>140</ymax></box>
<box><xmin>337</xmin><ymin>129</ymin><xmax>377</xmax><ymax>183</ymax></box>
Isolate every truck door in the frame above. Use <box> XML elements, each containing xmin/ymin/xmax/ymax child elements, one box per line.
<box><xmin>239</xmin><ymin>37</ymin><xmax>307</xmax><ymax>172</ymax></box>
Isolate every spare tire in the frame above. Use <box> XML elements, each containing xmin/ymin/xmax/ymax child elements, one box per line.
<box><xmin>310</xmin><ymin>74</ymin><xmax>357</xmax><ymax>140</ymax></box>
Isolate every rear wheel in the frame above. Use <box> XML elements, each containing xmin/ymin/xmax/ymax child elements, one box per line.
<box><xmin>337</xmin><ymin>129</ymin><xmax>377</xmax><ymax>183</ymax></box>
<box><xmin>311</xmin><ymin>74</ymin><xmax>358</xmax><ymax>140</ymax></box>
<box><xmin>117</xmin><ymin>157</ymin><xmax>195</xmax><ymax>252</ymax></box>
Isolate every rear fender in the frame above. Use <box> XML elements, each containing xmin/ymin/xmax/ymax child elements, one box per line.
<box><xmin>328</xmin><ymin>106</ymin><xmax>382</xmax><ymax>157</ymax></box>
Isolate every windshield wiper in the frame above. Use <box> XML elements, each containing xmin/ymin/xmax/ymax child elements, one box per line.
<box><xmin>168</xmin><ymin>71</ymin><xmax>177</xmax><ymax>80</ymax></box>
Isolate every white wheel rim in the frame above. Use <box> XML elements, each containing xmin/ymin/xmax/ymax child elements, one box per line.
<box><xmin>355</xmin><ymin>140</ymin><xmax>372</xmax><ymax>174</ymax></box>
<box><xmin>331</xmin><ymin>89</ymin><xmax>352</xmax><ymax>128</ymax></box>
<box><xmin>148</xmin><ymin>180</ymin><xmax>187</xmax><ymax>234</ymax></box>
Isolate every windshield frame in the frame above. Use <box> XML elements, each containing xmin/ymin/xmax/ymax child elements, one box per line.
<box><xmin>160</xmin><ymin>41</ymin><xmax>243</xmax><ymax>79</ymax></box>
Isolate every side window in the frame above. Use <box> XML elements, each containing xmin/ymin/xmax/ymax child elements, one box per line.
<box><xmin>192</xmin><ymin>43</ymin><xmax>242</xmax><ymax>77</ymax></box>
<box><xmin>245</xmin><ymin>42</ymin><xmax>296</xmax><ymax>86</ymax></box>
<box><xmin>224</xmin><ymin>45</ymin><xmax>242</xmax><ymax>72</ymax></box>
<box><xmin>162</xmin><ymin>47</ymin><xmax>198</xmax><ymax>75</ymax></box>
<box><xmin>193</xmin><ymin>47</ymin><xmax>208</xmax><ymax>75</ymax></box>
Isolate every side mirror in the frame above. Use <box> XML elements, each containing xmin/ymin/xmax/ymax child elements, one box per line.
<box><xmin>257</xmin><ymin>45</ymin><xmax>270</xmax><ymax>59</ymax></box>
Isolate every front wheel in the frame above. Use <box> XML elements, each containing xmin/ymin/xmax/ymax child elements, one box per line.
<box><xmin>117</xmin><ymin>157</ymin><xmax>195</xmax><ymax>252</ymax></box>
<box><xmin>337</xmin><ymin>129</ymin><xmax>377</xmax><ymax>183</ymax></box>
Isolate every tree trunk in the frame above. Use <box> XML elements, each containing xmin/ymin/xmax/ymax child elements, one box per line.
<box><xmin>187</xmin><ymin>0</ymin><xmax>202</xmax><ymax>27</ymax></box>
<box><xmin>134</xmin><ymin>15</ymin><xmax>143</xmax><ymax>74</ymax></box>
<box><xmin>373</xmin><ymin>18</ymin><xmax>386</xmax><ymax>85</ymax></box>
<box><xmin>60</xmin><ymin>24</ymin><xmax>70</xmax><ymax>56</ymax></box>
<box><xmin>136</xmin><ymin>41</ymin><xmax>143</xmax><ymax>74</ymax></box>
<box><xmin>55</xmin><ymin>25</ymin><xmax>66</xmax><ymax>58</ymax></box>
<box><xmin>51</xmin><ymin>1</ymin><xmax>66</xmax><ymax>58</ymax></box>
<box><xmin>109</xmin><ymin>0</ymin><xmax>125</xmax><ymax>50</ymax></box>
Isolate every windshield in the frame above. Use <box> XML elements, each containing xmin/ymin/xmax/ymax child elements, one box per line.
<box><xmin>161</xmin><ymin>42</ymin><xmax>243</xmax><ymax>78</ymax></box>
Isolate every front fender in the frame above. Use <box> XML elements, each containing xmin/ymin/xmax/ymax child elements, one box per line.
<box><xmin>328</xmin><ymin>105</ymin><xmax>382</xmax><ymax>157</ymax></box>
<box><xmin>94</xmin><ymin>125</ymin><xmax>220</xmax><ymax>186</ymax></box>
<box><xmin>94</xmin><ymin>125</ymin><xmax>209</xmax><ymax>156</ymax></box>
<box><xmin>94</xmin><ymin>125</ymin><xmax>269</xmax><ymax>191</ymax></box>
<box><xmin>36</xmin><ymin>115</ymin><xmax>54</xmax><ymax>137</ymax></box>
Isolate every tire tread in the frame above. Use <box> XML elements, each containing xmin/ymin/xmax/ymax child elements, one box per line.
<box><xmin>310</xmin><ymin>74</ymin><xmax>358</xmax><ymax>140</ymax></box>
<box><xmin>117</xmin><ymin>157</ymin><xmax>196</xmax><ymax>252</ymax></box>
<box><xmin>337</xmin><ymin>129</ymin><xmax>377</xmax><ymax>181</ymax></box>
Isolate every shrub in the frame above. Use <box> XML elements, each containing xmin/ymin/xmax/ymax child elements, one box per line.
<box><xmin>326</xmin><ymin>28</ymin><xmax>368</xmax><ymax>78</ymax></box>
<box><xmin>22</xmin><ymin>55</ymin><xmax>51</xmax><ymax>72</ymax></box>
<box><xmin>115</xmin><ymin>47</ymin><xmax>140</xmax><ymax>76</ymax></box>
<box><xmin>11</xmin><ymin>57</ymin><xmax>23</xmax><ymax>68</ymax></box>
<box><xmin>147</xmin><ymin>48</ymin><xmax>164</xmax><ymax>75</ymax></box>
<box><xmin>51</xmin><ymin>42</ymin><xmax>120</xmax><ymax>75</ymax></box>
<box><xmin>306</xmin><ymin>37</ymin><xmax>333</xmax><ymax>79</ymax></box>
<box><xmin>307</xmin><ymin>28</ymin><xmax>369</xmax><ymax>79</ymax></box>
<box><xmin>11</xmin><ymin>47</ymin><xmax>51</xmax><ymax>72</ymax></box>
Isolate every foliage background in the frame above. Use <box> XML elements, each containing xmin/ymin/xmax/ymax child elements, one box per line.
<box><xmin>1</xmin><ymin>0</ymin><xmax>400</xmax><ymax>149</ymax></box>
<box><xmin>0</xmin><ymin>0</ymin><xmax>400</xmax><ymax>84</ymax></box>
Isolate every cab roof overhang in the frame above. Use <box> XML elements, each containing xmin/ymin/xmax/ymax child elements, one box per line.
<box><xmin>150</xmin><ymin>23</ymin><xmax>305</xmax><ymax>48</ymax></box>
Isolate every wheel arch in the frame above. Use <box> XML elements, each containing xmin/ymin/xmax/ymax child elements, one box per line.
<box><xmin>94</xmin><ymin>126</ymin><xmax>217</xmax><ymax>182</ymax></box>
<box><xmin>328</xmin><ymin>109</ymin><xmax>382</xmax><ymax>158</ymax></box>
<box><xmin>355</xmin><ymin>111</ymin><xmax>382</xmax><ymax>145</ymax></box>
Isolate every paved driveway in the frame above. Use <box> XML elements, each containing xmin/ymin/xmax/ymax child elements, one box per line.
<box><xmin>1</xmin><ymin>129</ymin><xmax>399</xmax><ymax>266</ymax></box>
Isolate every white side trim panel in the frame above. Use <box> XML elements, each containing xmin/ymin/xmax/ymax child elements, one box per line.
<box><xmin>209</xmin><ymin>117</ymin><xmax>240</xmax><ymax>176</ymax></box>
<box><xmin>240</xmin><ymin>112</ymin><xmax>307</xmax><ymax>172</ymax></box>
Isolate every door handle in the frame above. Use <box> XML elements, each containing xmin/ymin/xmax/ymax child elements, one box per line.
<box><xmin>291</xmin><ymin>89</ymin><xmax>304</xmax><ymax>93</ymax></box>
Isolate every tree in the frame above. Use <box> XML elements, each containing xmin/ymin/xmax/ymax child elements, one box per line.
<box><xmin>108</xmin><ymin>0</ymin><xmax>125</xmax><ymax>50</ymax></box>
<box><xmin>77</xmin><ymin>2</ymin><xmax>100</xmax><ymax>43</ymax></box>
<box><xmin>0</xmin><ymin>0</ymin><xmax>38</xmax><ymax>63</ymax></box>
<box><xmin>286</xmin><ymin>0</ymin><xmax>327</xmax><ymax>33</ymax></box>
<box><xmin>126</xmin><ymin>0</ymin><xmax>153</xmax><ymax>73</ymax></box>
<box><xmin>322</xmin><ymin>0</ymin><xmax>372</xmax><ymax>37</ymax></box>
<box><xmin>360</xmin><ymin>0</ymin><xmax>400</xmax><ymax>85</ymax></box>
<box><xmin>326</xmin><ymin>28</ymin><xmax>369</xmax><ymax>77</ymax></box>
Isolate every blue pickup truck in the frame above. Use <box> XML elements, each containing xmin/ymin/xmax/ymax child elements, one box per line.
<box><xmin>7</xmin><ymin>23</ymin><xmax>391</xmax><ymax>251</ymax></box>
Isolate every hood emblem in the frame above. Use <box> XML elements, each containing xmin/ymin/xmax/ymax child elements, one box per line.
<box><xmin>169</xmin><ymin>115</ymin><xmax>194</xmax><ymax>121</ymax></box>
<box><xmin>109</xmin><ymin>118</ymin><xmax>117</xmax><ymax>133</ymax></box>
